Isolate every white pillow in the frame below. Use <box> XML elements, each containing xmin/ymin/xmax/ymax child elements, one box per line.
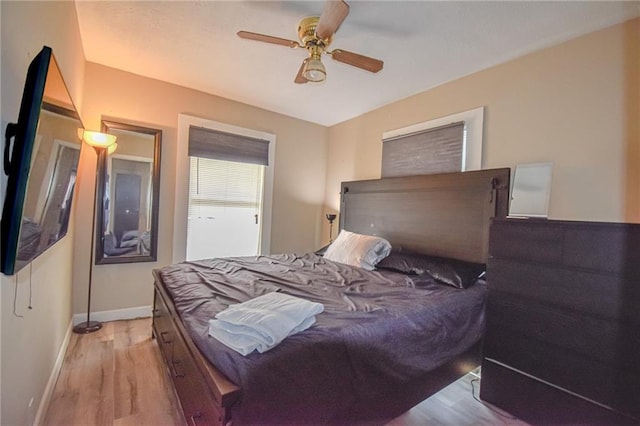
<box><xmin>323</xmin><ymin>230</ymin><xmax>392</xmax><ymax>270</ymax></box>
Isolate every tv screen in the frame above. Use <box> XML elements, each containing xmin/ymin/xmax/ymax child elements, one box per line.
<box><xmin>1</xmin><ymin>46</ymin><xmax>83</xmax><ymax>275</ymax></box>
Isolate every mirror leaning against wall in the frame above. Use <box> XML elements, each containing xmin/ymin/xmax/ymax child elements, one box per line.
<box><xmin>95</xmin><ymin>120</ymin><xmax>161</xmax><ymax>264</ymax></box>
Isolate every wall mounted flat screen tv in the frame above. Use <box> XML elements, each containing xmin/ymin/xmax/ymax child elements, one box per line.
<box><xmin>1</xmin><ymin>46</ymin><xmax>83</xmax><ymax>275</ymax></box>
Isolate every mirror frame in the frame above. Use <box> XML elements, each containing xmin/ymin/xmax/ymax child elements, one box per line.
<box><xmin>95</xmin><ymin>120</ymin><xmax>161</xmax><ymax>264</ymax></box>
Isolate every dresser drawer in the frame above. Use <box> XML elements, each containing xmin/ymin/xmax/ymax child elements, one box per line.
<box><xmin>480</xmin><ymin>359</ymin><xmax>635</xmax><ymax>425</ymax></box>
<box><xmin>489</xmin><ymin>220</ymin><xmax>563</xmax><ymax>263</ymax></box>
<box><xmin>153</xmin><ymin>288</ymin><xmax>175</xmax><ymax>365</ymax></box>
<box><xmin>485</xmin><ymin>292</ymin><xmax>640</xmax><ymax>366</ymax></box>
<box><xmin>484</xmin><ymin>324</ymin><xmax>619</xmax><ymax>404</ymax></box>
<box><xmin>487</xmin><ymin>259</ymin><xmax>640</xmax><ymax>325</ymax></box>
<box><xmin>488</xmin><ymin>219</ymin><xmax>640</xmax><ymax>276</ymax></box>
<box><xmin>562</xmin><ymin>226</ymin><xmax>640</xmax><ymax>275</ymax></box>
<box><xmin>153</xmin><ymin>287</ymin><xmax>225</xmax><ymax>425</ymax></box>
<box><xmin>170</xmin><ymin>327</ymin><xmax>224</xmax><ymax>425</ymax></box>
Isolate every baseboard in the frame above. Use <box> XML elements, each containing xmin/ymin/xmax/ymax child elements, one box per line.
<box><xmin>72</xmin><ymin>305</ymin><xmax>152</xmax><ymax>325</ymax></box>
<box><xmin>33</xmin><ymin>320</ymin><xmax>73</xmax><ymax>426</ymax></box>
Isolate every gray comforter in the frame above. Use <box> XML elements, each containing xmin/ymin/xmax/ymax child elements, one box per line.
<box><xmin>157</xmin><ymin>252</ymin><xmax>486</xmax><ymax>425</ymax></box>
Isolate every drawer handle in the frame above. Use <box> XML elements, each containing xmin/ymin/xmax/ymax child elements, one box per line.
<box><xmin>189</xmin><ymin>412</ymin><xmax>202</xmax><ymax>426</ymax></box>
<box><xmin>160</xmin><ymin>331</ymin><xmax>172</xmax><ymax>344</ymax></box>
<box><xmin>171</xmin><ymin>359</ymin><xmax>185</xmax><ymax>378</ymax></box>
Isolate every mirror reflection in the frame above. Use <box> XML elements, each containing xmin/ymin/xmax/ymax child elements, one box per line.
<box><xmin>15</xmin><ymin>55</ymin><xmax>82</xmax><ymax>272</ymax></box>
<box><xmin>96</xmin><ymin>121</ymin><xmax>161</xmax><ymax>264</ymax></box>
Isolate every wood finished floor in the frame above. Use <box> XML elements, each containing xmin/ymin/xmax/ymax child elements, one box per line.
<box><xmin>388</xmin><ymin>369</ymin><xmax>529</xmax><ymax>426</ymax></box>
<box><xmin>44</xmin><ymin>318</ymin><xmax>183</xmax><ymax>425</ymax></box>
<box><xmin>44</xmin><ymin>318</ymin><xmax>529</xmax><ymax>425</ymax></box>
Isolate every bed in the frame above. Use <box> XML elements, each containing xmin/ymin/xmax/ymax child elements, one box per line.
<box><xmin>152</xmin><ymin>168</ymin><xmax>510</xmax><ymax>425</ymax></box>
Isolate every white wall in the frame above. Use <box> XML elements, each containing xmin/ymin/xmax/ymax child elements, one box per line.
<box><xmin>0</xmin><ymin>2</ymin><xmax>86</xmax><ymax>424</ymax></box>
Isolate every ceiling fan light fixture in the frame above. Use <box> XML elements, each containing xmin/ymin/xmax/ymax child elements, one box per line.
<box><xmin>302</xmin><ymin>57</ymin><xmax>326</xmax><ymax>83</ymax></box>
<box><xmin>238</xmin><ymin>1</ymin><xmax>383</xmax><ymax>84</ymax></box>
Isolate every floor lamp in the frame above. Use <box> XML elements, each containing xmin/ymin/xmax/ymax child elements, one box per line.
<box><xmin>73</xmin><ymin>130</ymin><xmax>117</xmax><ymax>334</ymax></box>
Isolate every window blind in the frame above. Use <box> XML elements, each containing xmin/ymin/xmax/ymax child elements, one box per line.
<box><xmin>381</xmin><ymin>121</ymin><xmax>464</xmax><ymax>178</ymax></box>
<box><xmin>188</xmin><ymin>157</ymin><xmax>263</xmax><ymax>218</ymax></box>
<box><xmin>188</xmin><ymin>125</ymin><xmax>270</xmax><ymax>166</ymax></box>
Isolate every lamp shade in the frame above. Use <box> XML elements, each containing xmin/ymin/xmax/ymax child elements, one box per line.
<box><xmin>107</xmin><ymin>142</ymin><xmax>118</xmax><ymax>155</ymax></box>
<box><xmin>81</xmin><ymin>130</ymin><xmax>117</xmax><ymax>148</ymax></box>
<box><xmin>302</xmin><ymin>57</ymin><xmax>326</xmax><ymax>83</ymax></box>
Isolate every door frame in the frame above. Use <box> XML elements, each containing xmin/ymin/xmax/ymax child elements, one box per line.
<box><xmin>174</xmin><ymin>114</ymin><xmax>275</xmax><ymax>262</ymax></box>
<box><xmin>107</xmin><ymin>153</ymin><xmax>154</xmax><ymax>238</ymax></box>
<box><xmin>113</xmin><ymin>172</ymin><xmax>142</xmax><ymax>243</ymax></box>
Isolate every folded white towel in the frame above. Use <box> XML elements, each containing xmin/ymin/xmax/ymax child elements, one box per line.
<box><xmin>208</xmin><ymin>292</ymin><xmax>324</xmax><ymax>356</ymax></box>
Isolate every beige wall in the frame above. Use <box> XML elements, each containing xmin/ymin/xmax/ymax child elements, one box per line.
<box><xmin>622</xmin><ymin>19</ymin><xmax>640</xmax><ymax>222</ymax></box>
<box><xmin>0</xmin><ymin>2</ymin><xmax>86</xmax><ymax>425</ymax></box>
<box><xmin>1</xmin><ymin>5</ymin><xmax>637</xmax><ymax>425</ymax></box>
<box><xmin>324</xmin><ymin>18</ymin><xmax>640</xmax><ymax>229</ymax></box>
<box><xmin>77</xmin><ymin>64</ymin><xmax>328</xmax><ymax>314</ymax></box>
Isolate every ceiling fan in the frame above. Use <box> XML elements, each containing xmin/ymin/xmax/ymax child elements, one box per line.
<box><xmin>237</xmin><ymin>0</ymin><xmax>383</xmax><ymax>84</ymax></box>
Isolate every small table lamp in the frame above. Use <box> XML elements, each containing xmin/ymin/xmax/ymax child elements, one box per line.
<box><xmin>326</xmin><ymin>213</ymin><xmax>337</xmax><ymax>243</ymax></box>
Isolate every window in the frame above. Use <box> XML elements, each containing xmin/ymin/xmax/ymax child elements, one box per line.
<box><xmin>187</xmin><ymin>157</ymin><xmax>264</xmax><ymax>259</ymax></box>
<box><xmin>382</xmin><ymin>121</ymin><xmax>464</xmax><ymax>177</ymax></box>
<box><xmin>183</xmin><ymin>121</ymin><xmax>274</xmax><ymax>260</ymax></box>
<box><xmin>381</xmin><ymin>107</ymin><xmax>484</xmax><ymax>177</ymax></box>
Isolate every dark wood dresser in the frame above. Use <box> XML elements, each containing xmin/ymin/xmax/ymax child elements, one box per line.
<box><xmin>480</xmin><ymin>218</ymin><xmax>640</xmax><ymax>425</ymax></box>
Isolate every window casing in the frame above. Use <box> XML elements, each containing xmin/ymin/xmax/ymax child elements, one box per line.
<box><xmin>182</xmin><ymin>120</ymin><xmax>274</xmax><ymax>260</ymax></box>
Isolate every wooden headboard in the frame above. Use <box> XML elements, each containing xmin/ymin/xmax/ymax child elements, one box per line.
<box><xmin>339</xmin><ymin>168</ymin><xmax>510</xmax><ymax>264</ymax></box>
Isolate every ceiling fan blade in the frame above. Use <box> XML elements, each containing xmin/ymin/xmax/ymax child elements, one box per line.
<box><xmin>315</xmin><ymin>0</ymin><xmax>350</xmax><ymax>40</ymax></box>
<box><xmin>295</xmin><ymin>59</ymin><xmax>309</xmax><ymax>84</ymax></box>
<box><xmin>331</xmin><ymin>49</ymin><xmax>383</xmax><ymax>73</ymax></box>
<box><xmin>237</xmin><ymin>31</ymin><xmax>300</xmax><ymax>48</ymax></box>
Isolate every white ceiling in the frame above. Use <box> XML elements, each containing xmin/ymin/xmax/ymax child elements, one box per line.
<box><xmin>75</xmin><ymin>1</ymin><xmax>639</xmax><ymax>127</ymax></box>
